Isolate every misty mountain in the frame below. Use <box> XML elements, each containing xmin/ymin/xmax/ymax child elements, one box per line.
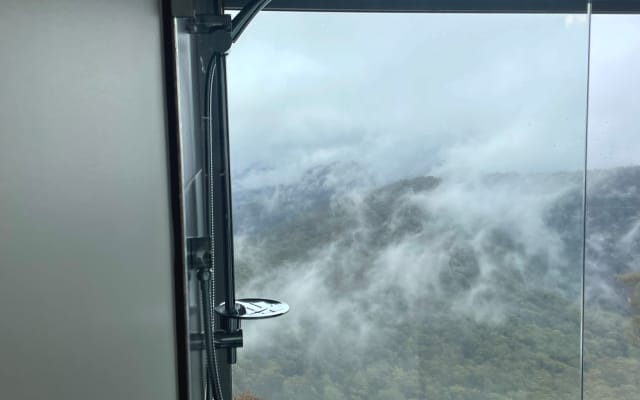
<box><xmin>233</xmin><ymin>161</ymin><xmax>374</xmax><ymax>234</ymax></box>
<box><xmin>232</xmin><ymin>165</ymin><xmax>640</xmax><ymax>400</ymax></box>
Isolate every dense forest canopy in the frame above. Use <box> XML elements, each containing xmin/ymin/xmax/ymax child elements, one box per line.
<box><xmin>231</xmin><ymin>165</ymin><xmax>640</xmax><ymax>400</ymax></box>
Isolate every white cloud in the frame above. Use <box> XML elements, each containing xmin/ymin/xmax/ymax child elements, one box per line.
<box><xmin>227</xmin><ymin>12</ymin><xmax>639</xmax><ymax>188</ymax></box>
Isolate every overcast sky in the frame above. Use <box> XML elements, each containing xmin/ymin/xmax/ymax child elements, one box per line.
<box><xmin>226</xmin><ymin>12</ymin><xmax>640</xmax><ymax>189</ymax></box>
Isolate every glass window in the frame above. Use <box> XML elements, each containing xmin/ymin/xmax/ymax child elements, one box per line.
<box><xmin>584</xmin><ymin>14</ymin><xmax>640</xmax><ymax>400</ymax></box>
<box><xmin>228</xmin><ymin>11</ymin><xmax>590</xmax><ymax>400</ymax></box>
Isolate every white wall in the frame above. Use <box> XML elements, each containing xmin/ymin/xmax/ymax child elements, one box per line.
<box><xmin>0</xmin><ymin>1</ymin><xmax>178</xmax><ymax>399</ymax></box>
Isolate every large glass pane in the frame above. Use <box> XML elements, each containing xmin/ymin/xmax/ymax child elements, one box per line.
<box><xmin>584</xmin><ymin>15</ymin><xmax>640</xmax><ymax>400</ymax></box>
<box><xmin>229</xmin><ymin>11</ymin><xmax>589</xmax><ymax>400</ymax></box>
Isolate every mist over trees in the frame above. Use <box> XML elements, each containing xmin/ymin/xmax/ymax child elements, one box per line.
<box><xmin>231</xmin><ymin>165</ymin><xmax>640</xmax><ymax>400</ymax></box>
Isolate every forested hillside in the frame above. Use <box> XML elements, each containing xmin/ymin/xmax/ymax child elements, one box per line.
<box><xmin>232</xmin><ymin>165</ymin><xmax>640</xmax><ymax>400</ymax></box>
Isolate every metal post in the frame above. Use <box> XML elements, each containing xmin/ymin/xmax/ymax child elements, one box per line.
<box><xmin>212</xmin><ymin>52</ymin><xmax>236</xmax><ymax>326</ymax></box>
<box><xmin>207</xmin><ymin>1</ymin><xmax>239</xmax><ymax>366</ymax></box>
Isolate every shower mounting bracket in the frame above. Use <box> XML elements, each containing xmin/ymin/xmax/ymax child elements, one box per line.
<box><xmin>187</xmin><ymin>236</ymin><xmax>210</xmax><ymax>270</ymax></box>
<box><xmin>185</xmin><ymin>14</ymin><xmax>232</xmax><ymax>52</ymax></box>
<box><xmin>187</xmin><ymin>236</ymin><xmax>290</xmax><ymax>320</ymax></box>
<box><xmin>190</xmin><ymin>331</ymin><xmax>244</xmax><ymax>350</ymax></box>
